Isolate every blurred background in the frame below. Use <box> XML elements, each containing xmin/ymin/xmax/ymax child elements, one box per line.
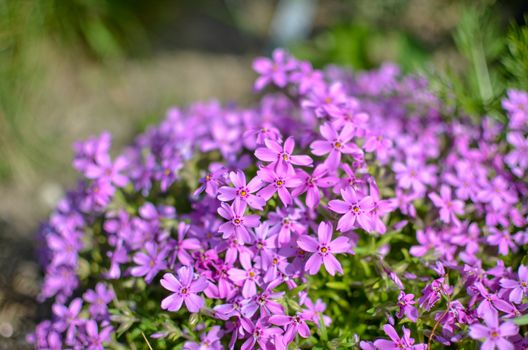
<box><xmin>0</xmin><ymin>0</ymin><xmax>526</xmax><ymax>348</ymax></box>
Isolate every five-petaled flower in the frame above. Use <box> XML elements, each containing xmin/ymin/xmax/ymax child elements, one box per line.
<box><xmin>297</xmin><ymin>221</ymin><xmax>351</xmax><ymax>275</ymax></box>
<box><xmin>161</xmin><ymin>266</ymin><xmax>209</xmax><ymax>313</ymax></box>
<box><xmin>329</xmin><ymin>187</ymin><xmax>375</xmax><ymax>232</ymax></box>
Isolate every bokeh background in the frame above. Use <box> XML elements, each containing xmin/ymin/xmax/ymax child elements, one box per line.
<box><xmin>0</xmin><ymin>0</ymin><xmax>526</xmax><ymax>348</ymax></box>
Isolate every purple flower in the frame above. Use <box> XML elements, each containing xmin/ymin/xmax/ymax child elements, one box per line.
<box><xmin>183</xmin><ymin>326</ymin><xmax>223</xmax><ymax>350</ymax></box>
<box><xmin>253</xmin><ymin>48</ymin><xmax>296</xmax><ymax>91</ymax></box>
<box><xmin>255</xmin><ymin>137</ymin><xmax>313</xmax><ymax>175</ymax></box>
<box><xmin>269</xmin><ymin>311</ymin><xmax>311</xmax><ymax>344</ymax></box>
<box><xmin>302</xmin><ymin>82</ymin><xmax>347</xmax><ymax>118</ymax></box>
<box><xmin>396</xmin><ymin>292</ymin><xmax>418</xmax><ymax>322</ymax></box>
<box><xmin>474</xmin><ymin>282</ymin><xmax>516</xmax><ymax>317</ymax></box>
<box><xmin>73</xmin><ymin>131</ymin><xmax>111</xmax><ymax>174</ymax></box>
<box><xmin>218</xmin><ymin>170</ymin><xmax>265</xmax><ymax>210</ymax></box>
<box><xmin>505</xmin><ymin>132</ymin><xmax>528</xmax><ymax>175</ymax></box>
<box><xmin>328</xmin><ymin>187</ymin><xmax>375</xmax><ymax>232</ymax></box>
<box><xmin>160</xmin><ymin>266</ymin><xmax>209</xmax><ymax>313</ymax></box>
<box><xmin>83</xmin><ymin>283</ymin><xmax>115</xmax><ymax>319</ymax></box>
<box><xmin>82</xmin><ymin>320</ymin><xmax>113</xmax><ymax>350</ymax></box>
<box><xmin>240</xmin><ymin>317</ymin><xmax>284</xmax><ymax>350</ymax></box>
<box><xmin>256</xmin><ymin>167</ymin><xmax>303</xmax><ymax>207</ymax></box>
<box><xmin>373</xmin><ymin>324</ymin><xmax>426</xmax><ymax>350</ymax></box>
<box><xmin>428</xmin><ymin>185</ymin><xmax>464</xmax><ymax>225</ymax></box>
<box><xmin>194</xmin><ymin>164</ymin><xmax>227</xmax><ymax>197</ymax></box>
<box><xmin>502</xmin><ymin>89</ymin><xmax>528</xmax><ymax>129</ymax></box>
<box><xmin>52</xmin><ymin>298</ymin><xmax>82</xmax><ymax>341</ymax></box>
<box><xmin>130</xmin><ymin>242</ymin><xmax>168</xmax><ymax>283</ymax></box>
<box><xmin>228</xmin><ymin>253</ymin><xmax>261</xmax><ymax>298</ymax></box>
<box><xmin>393</xmin><ymin>158</ymin><xmax>436</xmax><ymax>194</ymax></box>
<box><xmin>310</xmin><ymin>123</ymin><xmax>362</xmax><ymax>170</ymax></box>
<box><xmin>297</xmin><ymin>221</ymin><xmax>351</xmax><ymax>276</ymax></box>
<box><xmin>85</xmin><ymin>155</ymin><xmax>129</xmax><ymax>188</ymax></box>
<box><xmin>156</xmin><ymin>156</ymin><xmax>183</xmax><ymax>192</ymax></box>
<box><xmin>469</xmin><ymin>308</ymin><xmax>518</xmax><ymax>350</ymax></box>
<box><xmin>291</xmin><ymin>164</ymin><xmax>338</xmax><ymax>208</ymax></box>
<box><xmin>364</xmin><ymin>134</ymin><xmax>392</xmax><ymax>163</ymax></box>
<box><xmin>301</xmin><ymin>296</ymin><xmax>331</xmax><ymax>327</ymax></box>
<box><xmin>487</xmin><ymin>228</ymin><xmax>517</xmax><ymax>256</ymax></box>
<box><xmin>169</xmin><ymin>222</ymin><xmax>202</xmax><ymax>266</ymax></box>
<box><xmin>240</xmin><ymin>280</ymin><xmax>285</xmax><ymax>318</ymax></box>
<box><xmin>500</xmin><ymin>265</ymin><xmax>528</xmax><ymax>304</ymax></box>
<box><xmin>218</xmin><ymin>201</ymin><xmax>260</xmax><ymax>243</ymax></box>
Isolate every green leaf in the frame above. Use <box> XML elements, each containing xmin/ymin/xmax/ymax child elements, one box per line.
<box><xmin>513</xmin><ymin>314</ymin><xmax>528</xmax><ymax>325</ymax></box>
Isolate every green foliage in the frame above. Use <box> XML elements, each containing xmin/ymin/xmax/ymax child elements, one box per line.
<box><xmin>291</xmin><ymin>22</ymin><xmax>430</xmax><ymax>72</ymax></box>
<box><xmin>503</xmin><ymin>16</ymin><xmax>528</xmax><ymax>91</ymax></box>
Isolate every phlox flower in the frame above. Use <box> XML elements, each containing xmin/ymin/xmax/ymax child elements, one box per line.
<box><xmin>255</xmin><ymin>136</ymin><xmax>313</xmax><ymax>174</ymax></box>
<box><xmin>218</xmin><ymin>170</ymin><xmax>265</xmax><ymax>210</ymax></box>
<box><xmin>256</xmin><ymin>167</ymin><xmax>303</xmax><ymax>207</ymax></box>
<box><xmin>328</xmin><ymin>187</ymin><xmax>375</xmax><ymax>232</ymax></box>
<box><xmin>500</xmin><ymin>265</ymin><xmax>528</xmax><ymax>304</ymax></box>
<box><xmin>217</xmin><ymin>201</ymin><xmax>260</xmax><ymax>243</ymax></box>
<box><xmin>130</xmin><ymin>242</ymin><xmax>168</xmax><ymax>284</ymax></box>
<box><xmin>160</xmin><ymin>266</ymin><xmax>209</xmax><ymax>313</ymax></box>
<box><xmin>310</xmin><ymin>122</ymin><xmax>362</xmax><ymax>170</ymax></box>
<box><xmin>301</xmin><ymin>82</ymin><xmax>348</xmax><ymax>118</ymax></box>
<box><xmin>428</xmin><ymin>185</ymin><xmax>464</xmax><ymax>226</ymax></box>
<box><xmin>297</xmin><ymin>221</ymin><xmax>351</xmax><ymax>275</ymax></box>
<box><xmin>83</xmin><ymin>283</ymin><xmax>114</xmax><ymax>319</ymax></box>
<box><xmin>373</xmin><ymin>324</ymin><xmax>426</xmax><ymax>350</ymax></box>
<box><xmin>291</xmin><ymin>164</ymin><xmax>338</xmax><ymax>209</ymax></box>
<box><xmin>228</xmin><ymin>253</ymin><xmax>261</xmax><ymax>298</ymax></box>
<box><xmin>469</xmin><ymin>308</ymin><xmax>519</xmax><ymax>350</ymax></box>
<box><xmin>269</xmin><ymin>311</ymin><xmax>311</xmax><ymax>344</ymax></box>
<box><xmin>183</xmin><ymin>326</ymin><xmax>223</xmax><ymax>350</ymax></box>
<box><xmin>252</xmin><ymin>48</ymin><xmax>296</xmax><ymax>91</ymax></box>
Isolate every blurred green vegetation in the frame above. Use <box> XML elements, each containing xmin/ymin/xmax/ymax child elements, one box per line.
<box><xmin>0</xmin><ymin>0</ymin><xmax>148</xmax><ymax>181</ymax></box>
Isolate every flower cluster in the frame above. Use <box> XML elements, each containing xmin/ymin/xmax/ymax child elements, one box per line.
<box><xmin>30</xmin><ymin>50</ymin><xmax>527</xmax><ymax>349</ymax></box>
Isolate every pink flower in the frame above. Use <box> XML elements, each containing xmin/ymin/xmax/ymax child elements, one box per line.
<box><xmin>469</xmin><ymin>308</ymin><xmax>518</xmax><ymax>350</ymax></box>
<box><xmin>217</xmin><ymin>201</ymin><xmax>260</xmax><ymax>243</ymax></box>
<box><xmin>129</xmin><ymin>242</ymin><xmax>168</xmax><ymax>284</ymax></box>
<box><xmin>500</xmin><ymin>265</ymin><xmax>528</xmax><ymax>304</ymax></box>
<box><xmin>428</xmin><ymin>185</ymin><xmax>464</xmax><ymax>225</ymax></box>
<box><xmin>310</xmin><ymin>123</ymin><xmax>362</xmax><ymax>170</ymax></box>
<box><xmin>328</xmin><ymin>187</ymin><xmax>375</xmax><ymax>232</ymax></box>
<box><xmin>487</xmin><ymin>228</ymin><xmax>517</xmax><ymax>256</ymax></box>
<box><xmin>218</xmin><ymin>170</ymin><xmax>266</xmax><ymax>210</ymax></box>
<box><xmin>301</xmin><ymin>82</ymin><xmax>348</xmax><ymax>118</ymax></box>
<box><xmin>297</xmin><ymin>221</ymin><xmax>351</xmax><ymax>275</ymax></box>
<box><xmin>255</xmin><ymin>137</ymin><xmax>313</xmax><ymax>175</ymax></box>
<box><xmin>228</xmin><ymin>253</ymin><xmax>261</xmax><ymax>298</ymax></box>
<box><xmin>252</xmin><ymin>49</ymin><xmax>296</xmax><ymax>91</ymax></box>
<box><xmin>373</xmin><ymin>324</ymin><xmax>426</xmax><ymax>350</ymax></box>
<box><xmin>256</xmin><ymin>167</ymin><xmax>303</xmax><ymax>207</ymax></box>
<box><xmin>393</xmin><ymin>158</ymin><xmax>436</xmax><ymax>194</ymax></box>
<box><xmin>269</xmin><ymin>311</ymin><xmax>311</xmax><ymax>344</ymax></box>
<box><xmin>160</xmin><ymin>266</ymin><xmax>209</xmax><ymax>313</ymax></box>
<box><xmin>291</xmin><ymin>164</ymin><xmax>338</xmax><ymax>209</ymax></box>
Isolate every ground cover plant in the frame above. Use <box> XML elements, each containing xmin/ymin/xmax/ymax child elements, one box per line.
<box><xmin>30</xmin><ymin>49</ymin><xmax>528</xmax><ymax>349</ymax></box>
